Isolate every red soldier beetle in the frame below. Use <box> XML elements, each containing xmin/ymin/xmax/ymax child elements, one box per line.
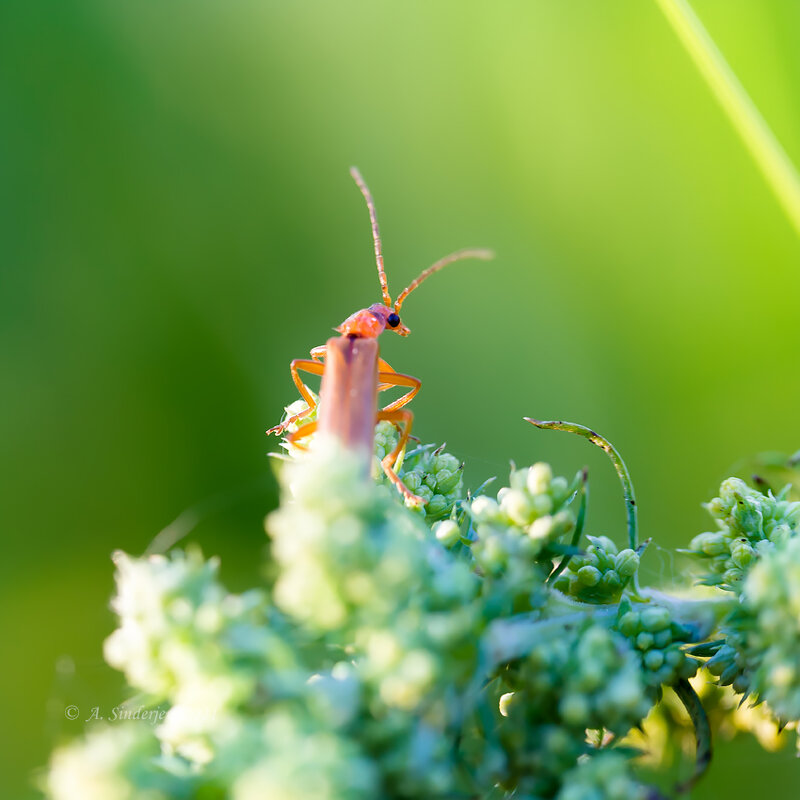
<box><xmin>267</xmin><ymin>167</ymin><xmax>492</xmax><ymax>504</ymax></box>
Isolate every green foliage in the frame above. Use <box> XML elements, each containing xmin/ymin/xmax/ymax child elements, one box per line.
<box><xmin>44</xmin><ymin>429</ymin><xmax>800</xmax><ymax>799</ymax></box>
<box><xmin>553</xmin><ymin>536</ymin><xmax>639</xmax><ymax>604</ymax></box>
<box><xmin>615</xmin><ymin>600</ymin><xmax>698</xmax><ymax>691</ymax></box>
<box><xmin>683</xmin><ymin>477</ymin><xmax>800</xmax><ymax>589</ymax></box>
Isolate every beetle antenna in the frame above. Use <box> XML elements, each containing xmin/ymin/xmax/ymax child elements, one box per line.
<box><xmin>394</xmin><ymin>248</ymin><xmax>494</xmax><ymax>311</ymax></box>
<box><xmin>350</xmin><ymin>167</ymin><xmax>393</xmax><ymax>307</ymax></box>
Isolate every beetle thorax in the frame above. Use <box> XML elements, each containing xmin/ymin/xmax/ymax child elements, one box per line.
<box><xmin>336</xmin><ymin>304</ymin><xmax>394</xmax><ymax>338</ymax></box>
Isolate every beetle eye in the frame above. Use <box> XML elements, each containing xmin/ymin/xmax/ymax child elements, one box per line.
<box><xmin>387</xmin><ymin>312</ymin><xmax>400</xmax><ymax>328</ymax></box>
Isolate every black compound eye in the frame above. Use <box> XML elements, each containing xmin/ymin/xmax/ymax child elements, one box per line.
<box><xmin>387</xmin><ymin>312</ymin><xmax>401</xmax><ymax>328</ymax></box>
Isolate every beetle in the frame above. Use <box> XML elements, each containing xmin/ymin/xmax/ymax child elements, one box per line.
<box><xmin>267</xmin><ymin>167</ymin><xmax>492</xmax><ymax>503</ymax></box>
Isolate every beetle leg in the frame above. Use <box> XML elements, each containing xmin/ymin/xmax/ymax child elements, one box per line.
<box><xmin>285</xmin><ymin>420</ymin><xmax>318</xmax><ymax>451</ymax></box>
<box><xmin>266</xmin><ymin>359</ymin><xmax>326</xmax><ymax>436</ymax></box>
<box><xmin>375</xmin><ymin>408</ymin><xmax>424</xmax><ymax>505</ymax></box>
<box><xmin>376</xmin><ymin>370</ymin><xmax>422</xmax><ymax>413</ymax></box>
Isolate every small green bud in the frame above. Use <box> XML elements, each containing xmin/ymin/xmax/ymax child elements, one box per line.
<box><xmin>679</xmin><ymin>657</ymin><xmax>698</xmax><ymax>680</ymax></box>
<box><xmin>698</xmin><ymin>533</ymin><xmax>728</xmax><ymax>556</ymax></box>
<box><xmin>529</xmin><ymin>515</ymin><xmax>555</xmax><ymax>542</ymax></box>
<box><xmin>434</xmin><ymin>468</ymin><xmax>461</xmax><ymax>495</ymax></box>
<box><xmin>576</xmin><ymin>565</ymin><xmax>602</xmax><ymax>587</ymax></box>
<box><xmin>433</xmin><ymin>519</ymin><xmax>461</xmax><ymax>547</ymax></box>
<box><xmin>426</xmin><ymin>494</ymin><xmax>449</xmax><ymax>518</ymax></box>
<box><xmin>653</xmin><ymin>629</ymin><xmax>672</xmax><ymax>649</ymax></box>
<box><xmin>589</xmin><ymin>535</ymin><xmax>618</xmax><ymax>555</ymax></box>
<box><xmin>706</xmin><ymin>496</ymin><xmax>726</xmax><ymax>517</ymax></box>
<box><xmin>553</xmin><ymin>573</ymin><xmax>571</xmax><ymax>594</ymax></box>
<box><xmin>617</xmin><ymin>612</ymin><xmax>641</xmax><ymax>637</ymax></box>
<box><xmin>636</xmin><ymin>632</ymin><xmax>654</xmax><ymax>651</ymax></box>
<box><xmin>433</xmin><ymin>453</ymin><xmax>460</xmax><ymax>474</ymax></box>
<box><xmin>720</xmin><ymin>477</ymin><xmax>749</xmax><ymax>506</ymax></box>
<box><xmin>599</xmin><ymin>570</ymin><xmax>622</xmax><ymax>594</ymax></box>
<box><xmin>500</xmin><ymin>489</ymin><xmax>534</xmax><ymax>526</ymax></box>
<box><xmin>530</xmin><ymin>493</ymin><xmax>554</xmax><ymax>516</ymax></box>
<box><xmin>768</xmin><ymin>523</ymin><xmax>792</xmax><ymax>545</ymax></box>
<box><xmin>706</xmin><ymin>646</ymin><xmax>735</xmax><ymax>676</ymax></box>
<box><xmin>471</xmin><ymin>496</ymin><xmax>500</xmax><ymax>522</ymax></box>
<box><xmin>614</xmin><ymin>549</ymin><xmax>640</xmax><ymax>578</ymax></box>
<box><xmin>527</xmin><ymin>462</ymin><xmax>553</xmax><ymax>495</ymax></box>
<box><xmin>640</xmin><ymin>606</ymin><xmax>671</xmax><ymax>633</ymax></box>
<box><xmin>731</xmin><ymin>673</ymin><xmax>750</xmax><ymax>694</ymax></box>
<box><xmin>594</xmin><ymin>550</ymin><xmax>616</xmax><ymax>572</ymax></box>
<box><xmin>508</xmin><ymin>469</ymin><xmax>528</xmax><ymax>491</ymax></box>
<box><xmin>403</xmin><ymin>471</ymin><xmax>422</xmax><ymax>492</ymax></box>
<box><xmin>644</xmin><ymin>650</ymin><xmax>664</xmax><ymax>671</ymax></box>
<box><xmin>730</xmin><ymin>540</ymin><xmax>754</xmax><ymax>568</ymax></box>
<box><xmin>732</xmin><ymin>495</ymin><xmax>763</xmax><ymax>536</ymax></box>
<box><xmin>416</xmin><ymin>485</ymin><xmax>434</xmax><ymax>504</ymax></box>
<box><xmin>664</xmin><ymin>648</ymin><xmax>683</xmax><ymax>669</ymax></box>
<box><xmin>723</xmin><ymin>567</ymin><xmax>742</xmax><ymax>584</ymax></box>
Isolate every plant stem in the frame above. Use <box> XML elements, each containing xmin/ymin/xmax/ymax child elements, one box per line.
<box><xmin>655</xmin><ymin>0</ymin><xmax>800</xmax><ymax>237</ymax></box>
<box><xmin>673</xmin><ymin>678</ymin><xmax>713</xmax><ymax>792</ymax></box>
<box><xmin>525</xmin><ymin>419</ymin><xmax>638</xmax><ymax>552</ymax></box>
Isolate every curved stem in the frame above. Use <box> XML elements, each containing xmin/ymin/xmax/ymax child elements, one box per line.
<box><xmin>674</xmin><ymin>677</ymin><xmax>713</xmax><ymax>793</ymax></box>
<box><xmin>525</xmin><ymin>419</ymin><xmax>638</xmax><ymax>551</ymax></box>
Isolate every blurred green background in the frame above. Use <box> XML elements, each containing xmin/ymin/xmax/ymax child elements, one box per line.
<box><xmin>2</xmin><ymin>0</ymin><xmax>799</xmax><ymax>796</ymax></box>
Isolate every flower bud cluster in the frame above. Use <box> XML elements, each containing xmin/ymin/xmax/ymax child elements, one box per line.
<box><xmin>468</xmin><ymin>464</ymin><xmax>576</xmax><ymax>610</ymax></box>
<box><xmin>686</xmin><ymin>478</ymin><xmax>800</xmax><ymax>588</ymax></box>
<box><xmin>711</xmin><ymin>535</ymin><xmax>800</xmax><ymax>726</ymax></box>
<box><xmin>556</xmin><ymin>751</ymin><xmax>648</xmax><ymax>800</ymax></box>
<box><xmin>56</xmin><ymin>439</ymin><xmax>797</xmax><ymax>799</ymax></box>
<box><xmin>102</xmin><ymin>548</ymin><xmax>282</xmax><ymax>766</ymax></box>
<box><xmin>705</xmin><ymin>639</ymin><xmax>750</xmax><ymax>696</ymax></box>
<box><xmin>615</xmin><ymin>601</ymin><xmax>697</xmax><ymax>689</ymax></box>
<box><xmin>268</xmin><ymin>443</ymin><xmax>483</xmax><ymax>795</ymax></box>
<box><xmin>230</xmin><ymin>711</ymin><xmax>378</xmax><ymax>800</ymax></box>
<box><xmin>552</xmin><ymin>536</ymin><xmax>639</xmax><ymax>603</ymax></box>
<box><xmin>503</xmin><ymin>622</ymin><xmax>651</xmax><ymax>735</ymax></box>
<box><xmin>45</xmin><ymin>724</ymin><xmax>179</xmax><ymax>800</ymax></box>
<box><xmin>376</xmin><ymin>424</ymin><xmax>465</xmax><ymax>521</ymax></box>
<box><xmin>495</xmin><ymin>621</ymin><xmax>651</xmax><ymax>794</ymax></box>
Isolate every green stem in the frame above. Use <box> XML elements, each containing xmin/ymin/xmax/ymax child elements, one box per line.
<box><xmin>525</xmin><ymin>419</ymin><xmax>638</xmax><ymax>552</ymax></box>
<box><xmin>673</xmin><ymin>677</ymin><xmax>713</xmax><ymax>792</ymax></box>
<box><xmin>654</xmin><ymin>0</ymin><xmax>800</xmax><ymax>238</ymax></box>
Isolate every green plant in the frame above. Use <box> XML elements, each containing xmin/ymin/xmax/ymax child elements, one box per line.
<box><xmin>43</xmin><ymin>413</ymin><xmax>800</xmax><ymax>799</ymax></box>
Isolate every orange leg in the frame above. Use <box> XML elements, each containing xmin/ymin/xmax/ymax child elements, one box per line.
<box><xmin>286</xmin><ymin>420</ymin><xmax>318</xmax><ymax>451</ymax></box>
<box><xmin>266</xmin><ymin>358</ymin><xmax>326</xmax><ymax>436</ymax></box>
<box><xmin>377</xmin><ymin>370</ymin><xmax>421</xmax><ymax>413</ymax></box>
<box><xmin>376</xmin><ymin>408</ymin><xmax>423</xmax><ymax>505</ymax></box>
<box><xmin>376</xmin><ymin>357</ymin><xmax>397</xmax><ymax>391</ymax></box>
